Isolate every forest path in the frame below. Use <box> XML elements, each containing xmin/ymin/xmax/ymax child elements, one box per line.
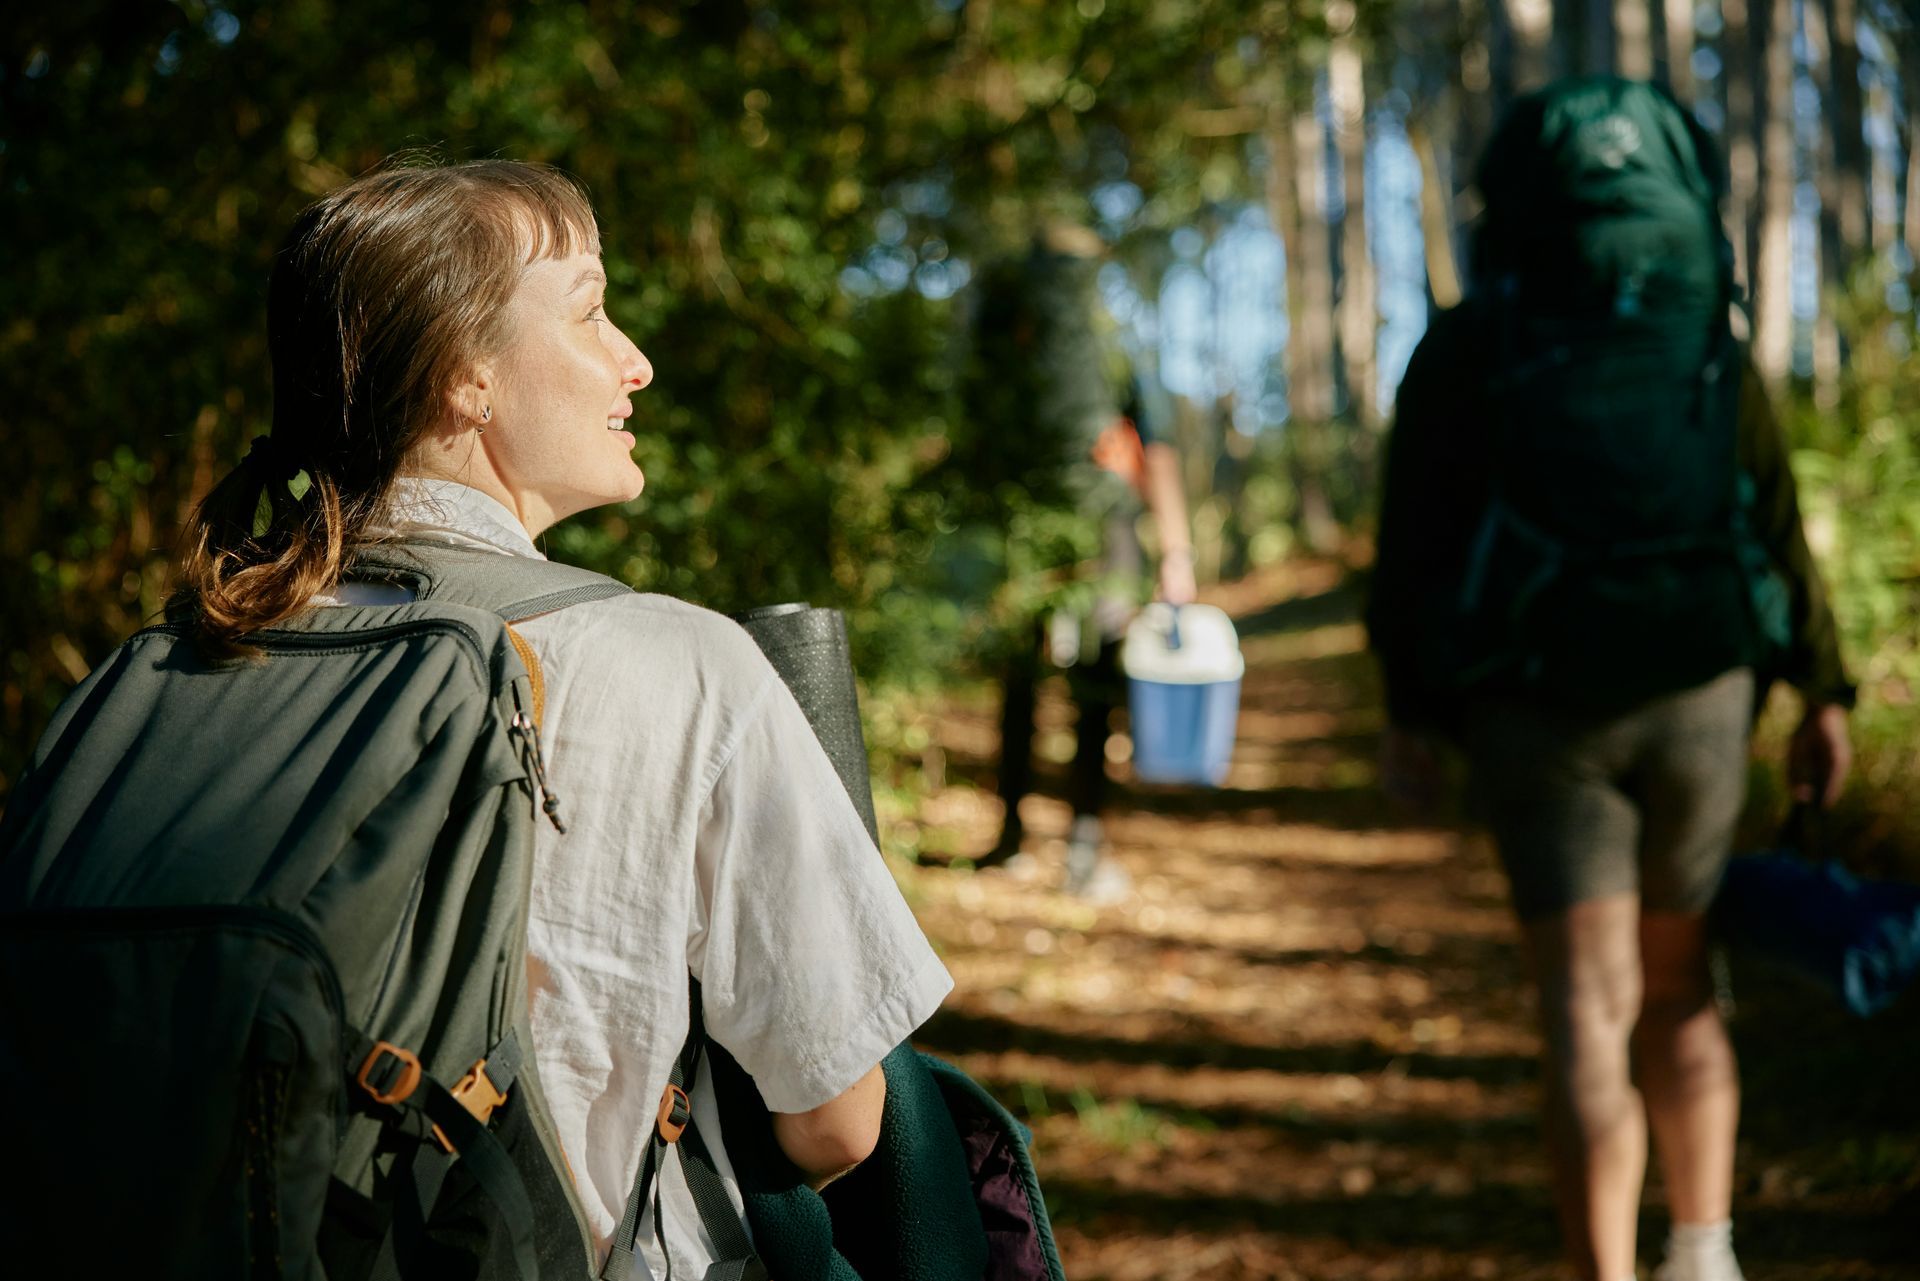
<box><xmin>886</xmin><ymin>559</ymin><xmax>1918</xmax><ymax>1280</ymax></box>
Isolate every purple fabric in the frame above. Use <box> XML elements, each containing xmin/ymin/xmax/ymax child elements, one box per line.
<box><xmin>958</xmin><ymin>1110</ymin><xmax>1049</xmax><ymax>1280</ymax></box>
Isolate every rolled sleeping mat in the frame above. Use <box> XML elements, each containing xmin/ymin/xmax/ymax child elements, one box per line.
<box><xmin>731</xmin><ymin>603</ymin><xmax>880</xmax><ymax>845</ymax></box>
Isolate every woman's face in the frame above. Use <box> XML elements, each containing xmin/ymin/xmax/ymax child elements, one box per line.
<box><xmin>485</xmin><ymin>249</ymin><xmax>652</xmax><ymax>529</ymax></box>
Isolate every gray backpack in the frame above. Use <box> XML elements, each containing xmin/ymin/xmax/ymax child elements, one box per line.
<box><xmin>0</xmin><ymin>543</ymin><xmax>752</xmax><ymax>1280</ymax></box>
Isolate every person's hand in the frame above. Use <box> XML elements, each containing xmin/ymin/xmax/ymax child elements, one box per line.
<box><xmin>1156</xmin><ymin>547</ymin><xmax>1197</xmax><ymax>605</ymax></box>
<box><xmin>1788</xmin><ymin>701</ymin><xmax>1852</xmax><ymax>809</ymax></box>
<box><xmin>1381</xmin><ymin>725</ymin><xmax>1444</xmax><ymax>814</ymax></box>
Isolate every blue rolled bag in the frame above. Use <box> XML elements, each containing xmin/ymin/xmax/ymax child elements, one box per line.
<box><xmin>1715</xmin><ymin>805</ymin><xmax>1920</xmax><ymax>1018</ymax></box>
<box><xmin>723</xmin><ymin>604</ymin><xmax>1067</xmax><ymax>1281</ymax></box>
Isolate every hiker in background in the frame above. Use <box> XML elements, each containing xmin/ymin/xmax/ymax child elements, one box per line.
<box><xmin>1366</xmin><ymin>81</ymin><xmax>1853</xmax><ymax>1281</ymax></box>
<box><xmin>3</xmin><ymin>160</ymin><xmax>951</xmax><ymax>1278</ymax></box>
<box><xmin>965</xmin><ymin>220</ymin><xmax>1196</xmax><ymax>898</ymax></box>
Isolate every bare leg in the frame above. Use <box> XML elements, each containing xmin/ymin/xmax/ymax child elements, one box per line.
<box><xmin>1523</xmin><ymin>892</ymin><xmax>1647</xmax><ymax>1281</ymax></box>
<box><xmin>1636</xmin><ymin>911</ymin><xmax>1739</xmax><ymax>1226</ymax></box>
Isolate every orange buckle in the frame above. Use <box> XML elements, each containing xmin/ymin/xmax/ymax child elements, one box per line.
<box><xmin>431</xmin><ymin>1058</ymin><xmax>510</xmax><ymax>1153</ymax></box>
<box><xmin>451</xmin><ymin>1058</ymin><xmax>509</xmax><ymax>1123</ymax></box>
<box><xmin>356</xmin><ymin>1041</ymin><xmax>422</xmax><ymax>1107</ymax></box>
<box><xmin>656</xmin><ymin>1083</ymin><xmax>692</xmax><ymax>1144</ymax></box>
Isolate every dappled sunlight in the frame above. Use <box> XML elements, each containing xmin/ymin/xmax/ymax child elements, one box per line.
<box><xmin>891</xmin><ymin>560</ymin><xmax>1919</xmax><ymax>1279</ymax></box>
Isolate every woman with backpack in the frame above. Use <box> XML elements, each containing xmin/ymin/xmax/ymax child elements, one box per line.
<box><xmin>1367</xmin><ymin>82</ymin><xmax>1852</xmax><ymax>1281</ymax></box>
<box><xmin>2</xmin><ymin>159</ymin><xmax>952</xmax><ymax>1278</ymax></box>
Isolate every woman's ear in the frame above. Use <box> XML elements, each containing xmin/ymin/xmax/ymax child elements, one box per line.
<box><xmin>442</xmin><ymin>364</ymin><xmax>498</xmax><ymax>435</ymax></box>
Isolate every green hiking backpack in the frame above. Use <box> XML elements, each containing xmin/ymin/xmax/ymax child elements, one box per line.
<box><xmin>1447</xmin><ymin>77</ymin><xmax>1790</xmax><ymax>707</ymax></box>
<box><xmin>0</xmin><ymin>543</ymin><xmax>749</xmax><ymax>1280</ymax></box>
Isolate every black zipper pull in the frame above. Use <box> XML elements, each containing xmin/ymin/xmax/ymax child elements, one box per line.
<box><xmin>510</xmin><ymin>706</ymin><xmax>567</xmax><ymax>834</ymax></box>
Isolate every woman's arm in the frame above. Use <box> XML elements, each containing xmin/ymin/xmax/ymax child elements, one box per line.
<box><xmin>771</xmin><ymin>1062</ymin><xmax>887</xmax><ymax>1189</ymax></box>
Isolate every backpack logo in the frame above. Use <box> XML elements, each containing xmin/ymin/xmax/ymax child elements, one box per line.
<box><xmin>1578</xmin><ymin>115</ymin><xmax>1642</xmax><ymax>170</ymax></box>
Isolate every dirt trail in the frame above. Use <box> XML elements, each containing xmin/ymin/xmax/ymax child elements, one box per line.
<box><xmin>886</xmin><ymin>561</ymin><xmax>1919</xmax><ymax>1280</ymax></box>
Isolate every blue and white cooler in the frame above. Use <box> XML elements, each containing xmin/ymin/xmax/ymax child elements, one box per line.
<box><xmin>1123</xmin><ymin>602</ymin><xmax>1244</xmax><ymax>786</ymax></box>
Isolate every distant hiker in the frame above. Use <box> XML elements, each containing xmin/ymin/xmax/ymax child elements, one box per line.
<box><xmin>965</xmin><ymin>220</ymin><xmax>1196</xmax><ymax>898</ymax></box>
<box><xmin>1</xmin><ymin>159</ymin><xmax>951</xmax><ymax>1279</ymax></box>
<box><xmin>1366</xmin><ymin>80</ymin><xmax>1853</xmax><ymax>1281</ymax></box>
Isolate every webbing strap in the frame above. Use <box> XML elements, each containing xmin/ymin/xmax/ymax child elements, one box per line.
<box><xmin>680</xmin><ymin>1123</ymin><xmax>766</xmax><ymax>1280</ymax></box>
<box><xmin>600</xmin><ymin>981</ymin><xmax>764</xmax><ymax>1281</ymax></box>
<box><xmin>352</xmin><ymin>1029</ymin><xmax>540</xmax><ymax>1281</ymax></box>
<box><xmin>600</xmin><ymin>1140</ymin><xmax>662</xmax><ymax>1281</ymax></box>
<box><xmin>370</xmin><ymin>1144</ymin><xmax>450</xmax><ymax>1281</ymax></box>
<box><xmin>485</xmin><ymin>1028</ymin><xmax>527</xmax><ymax>1093</ymax></box>
<box><xmin>499</xmin><ymin>582</ymin><xmax>634</xmax><ymax>622</ymax></box>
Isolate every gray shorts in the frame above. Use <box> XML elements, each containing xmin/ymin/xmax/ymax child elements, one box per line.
<box><xmin>1465</xmin><ymin>667</ymin><xmax>1755</xmax><ymax>920</ymax></box>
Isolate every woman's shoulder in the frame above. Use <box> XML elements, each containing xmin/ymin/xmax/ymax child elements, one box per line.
<box><xmin>517</xmin><ymin>589</ymin><xmax>779</xmax><ymax>703</ymax></box>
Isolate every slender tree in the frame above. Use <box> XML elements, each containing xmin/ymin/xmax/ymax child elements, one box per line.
<box><xmin>1552</xmin><ymin>0</ymin><xmax>1582</xmax><ymax>77</ymax></box>
<box><xmin>1617</xmin><ymin>0</ymin><xmax>1654</xmax><ymax>78</ymax></box>
<box><xmin>1822</xmin><ymin>0</ymin><xmax>1869</xmax><ymax>260</ymax></box>
<box><xmin>1267</xmin><ymin>66</ymin><xmax>1341</xmax><ymax>549</ymax></box>
<box><xmin>1752</xmin><ymin>0</ymin><xmax>1797</xmax><ymax>385</ymax></box>
<box><xmin>1808</xmin><ymin>0</ymin><xmax>1852</xmax><ymax>406</ymax></box>
<box><xmin>1661</xmin><ymin>0</ymin><xmax>1695</xmax><ymax>100</ymax></box>
<box><xmin>1330</xmin><ymin>3</ymin><xmax>1379</xmax><ymax>427</ymax></box>
<box><xmin>1723</xmin><ymin>0</ymin><xmax>1762</xmax><ymax>305</ymax></box>
<box><xmin>1903</xmin><ymin>22</ymin><xmax>1920</xmax><ymax>263</ymax></box>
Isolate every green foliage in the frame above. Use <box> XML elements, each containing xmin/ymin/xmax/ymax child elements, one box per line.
<box><xmin>5</xmin><ymin>0</ymin><xmax>1395</xmax><ymax>794</ymax></box>
<box><xmin>1786</xmin><ymin>273</ymin><xmax>1920</xmax><ymax>795</ymax></box>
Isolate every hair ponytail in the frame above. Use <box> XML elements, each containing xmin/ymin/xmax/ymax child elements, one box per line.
<box><xmin>174</xmin><ymin>440</ymin><xmax>349</xmax><ymax>659</ymax></box>
<box><xmin>171</xmin><ymin>158</ymin><xmax>599</xmax><ymax>658</ymax></box>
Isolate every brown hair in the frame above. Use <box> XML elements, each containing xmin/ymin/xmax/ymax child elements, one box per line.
<box><xmin>175</xmin><ymin>158</ymin><xmax>599</xmax><ymax>657</ymax></box>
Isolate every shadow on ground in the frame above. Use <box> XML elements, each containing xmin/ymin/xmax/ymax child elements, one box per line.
<box><xmin>890</xmin><ymin>558</ymin><xmax>1920</xmax><ymax>1280</ymax></box>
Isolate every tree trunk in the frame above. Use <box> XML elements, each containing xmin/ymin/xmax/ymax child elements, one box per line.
<box><xmin>1266</xmin><ymin>77</ymin><xmax>1339</xmax><ymax>550</ymax></box>
<box><xmin>1493</xmin><ymin>0</ymin><xmax>1554</xmax><ymax>101</ymax></box>
<box><xmin>1904</xmin><ymin>27</ymin><xmax>1920</xmax><ymax>264</ymax></box>
<box><xmin>1722</xmin><ymin>0</ymin><xmax>1760</xmax><ymax>310</ymax></box>
<box><xmin>1453</xmin><ymin>0</ymin><xmax>1497</xmax><ymax>208</ymax></box>
<box><xmin>1751</xmin><ymin>0</ymin><xmax>1796</xmax><ymax>387</ymax></box>
<box><xmin>1660</xmin><ymin>0</ymin><xmax>1694</xmax><ymax>101</ymax></box>
<box><xmin>1489</xmin><ymin>0</ymin><xmax>1517</xmax><ymax>108</ymax></box>
<box><xmin>1867</xmin><ymin>72</ymin><xmax>1899</xmax><ymax>255</ymax></box>
<box><xmin>1410</xmin><ymin>116</ymin><xmax>1465</xmax><ymax>308</ymax></box>
<box><xmin>1821</xmin><ymin>0</ymin><xmax>1867</xmax><ymax>263</ymax></box>
<box><xmin>1287</xmin><ymin>103</ymin><xmax>1337</xmax><ymax>427</ymax></box>
<box><xmin>1616</xmin><ymin>0</ymin><xmax>1652</xmax><ymax>79</ymax></box>
<box><xmin>1505</xmin><ymin>0</ymin><xmax>1551</xmax><ymax>94</ymax></box>
<box><xmin>1329</xmin><ymin>15</ymin><xmax>1377</xmax><ymax>428</ymax></box>
<box><xmin>1806</xmin><ymin>0</ymin><xmax>1846</xmax><ymax>408</ymax></box>
<box><xmin>1585</xmin><ymin>0</ymin><xmax>1618</xmax><ymax>74</ymax></box>
<box><xmin>1551</xmin><ymin>0</ymin><xmax>1579</xmax><ymax>79</ymax></box>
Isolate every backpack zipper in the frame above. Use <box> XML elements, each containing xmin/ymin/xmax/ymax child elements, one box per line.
<box><xmin>144</xmin><ymin>617</ymin><xmax>493</xmax><ymax>677</ymax></box>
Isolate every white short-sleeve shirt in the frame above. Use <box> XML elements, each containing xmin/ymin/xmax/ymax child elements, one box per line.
<box><xmin>356</xmin><ymin>480</ymin><xmax>953</xmax><ymax>1278</ymax></box>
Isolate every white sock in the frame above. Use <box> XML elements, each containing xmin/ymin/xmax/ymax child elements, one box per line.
<box><xmin>1669</xmin><ymin>1219</ymin><xmax>1733</xmax><ymax>1253</ymax></box>
<box><xmin>1664</xmin><ymin>1219</ymin><xmax>1742</xmax><ymax>1280</ymax></box>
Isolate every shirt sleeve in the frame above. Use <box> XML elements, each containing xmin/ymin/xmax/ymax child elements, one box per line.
<box><xmin>1734</xmin><ymin>362</ymin><xmax>1855</xmax><ymax>707</ymax></box>
<box><xmin>688</xmin><ymin>677</ymin><xmax>952</xmax><ymax>1114</ymax></box>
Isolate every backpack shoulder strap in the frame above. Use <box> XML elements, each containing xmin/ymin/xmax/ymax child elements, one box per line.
<box><xmin>351</xmin><ymin>540</ymin><xmax>632</xmax><ymax>622</ymax></box>
<box><xmin>352</xmin><ymin>541</ymin><xmax>632</xmax><ymax>729</ymax></box>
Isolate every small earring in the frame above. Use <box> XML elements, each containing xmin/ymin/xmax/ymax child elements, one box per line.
<box><xmin>477</xmin><ymin>404</ymin><xmax>491</xmax><ymax>434</ymax></box>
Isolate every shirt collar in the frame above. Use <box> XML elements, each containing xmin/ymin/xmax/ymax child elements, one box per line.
<box><xmin>387</xmin><ymin>477</ymin><xmax>545</xmax><ymax>561</ymax></box>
